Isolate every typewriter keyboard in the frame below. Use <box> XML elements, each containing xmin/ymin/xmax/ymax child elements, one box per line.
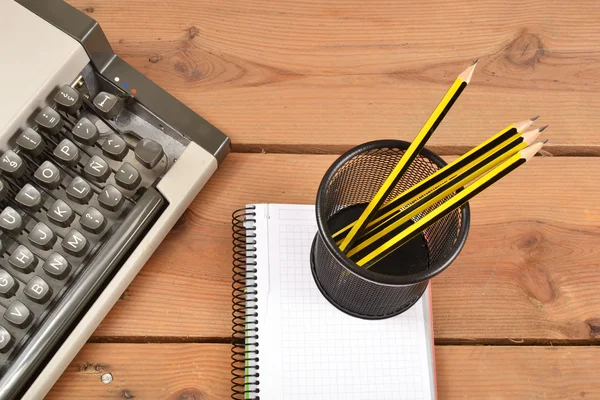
<box><xmin>0</xmin><ymin>84</ymin><xmax>167</xmax><ymax>366</ymax></box>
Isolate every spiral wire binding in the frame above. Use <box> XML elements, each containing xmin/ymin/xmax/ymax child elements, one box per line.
<box><xmin>231</xmin><ymin>206</ymin><xmax>260</xmax><ymax>399</ymax></box>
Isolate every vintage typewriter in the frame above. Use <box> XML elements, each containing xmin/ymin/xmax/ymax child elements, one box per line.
<box><xmin>0</xmin><ymin>1</ymin><xmax>230</xmax><ymax>398</ymax></box>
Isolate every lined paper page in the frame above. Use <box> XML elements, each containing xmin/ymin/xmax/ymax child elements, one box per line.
<box><xmin>253</xmin><ymin>204</ymin><xmax>434</xmax><ymax>400</ymax></box>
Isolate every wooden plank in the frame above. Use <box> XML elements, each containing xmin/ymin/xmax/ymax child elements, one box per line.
<box><xmin>436</xmin><ymin>346</ymin><xmax>600</xmax><ymax>399</ymax></box>
<box><xmin>47</xmin><ymin>344</ymin><xmax>231</xmax><ymax>400</ymax></box>
<box><xmin>65</xmin><ymin>0</ymin><xmax>600</xmax><ymax>155</ymax></box>
<box><xmin>92</xmin><ymin>154</ymin><xmax>600</xmax><ymax>341</ymax></box>
<box><xmin>47</xmin><ymin>343</ymin><xmax>600</xmax><ymax>399</ymax></box>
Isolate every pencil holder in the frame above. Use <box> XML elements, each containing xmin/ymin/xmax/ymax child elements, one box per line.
<box><xmin>311</xmin><ymin>140</ymin><xmax>470</xmax><ymax>319</ymax></box>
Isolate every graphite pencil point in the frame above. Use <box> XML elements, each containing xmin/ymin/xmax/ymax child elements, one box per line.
<box><xmin>460</xmin><ymin>62</ymin><xmax>478</xmax><ymax>83</ymax></box>
<box><xmin>539</xmin><ymin>125</ymin><xmax>549</xmax><ymax>132</ymax></box>
<box><xmin>530</xmin><ymin>115</ymin><xmax>540</xmax><ymax>121</ymax></box>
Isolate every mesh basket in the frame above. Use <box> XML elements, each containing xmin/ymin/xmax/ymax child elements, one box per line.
<box><xmin>310</xmin><ymin>140</ymin><xmax>470</xmax><ymax>319</ymax></box>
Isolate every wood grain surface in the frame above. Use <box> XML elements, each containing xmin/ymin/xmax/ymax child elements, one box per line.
<box><xmin>46</xmin><ymin>343</ymin><xmax>600</xmax><ymax>399</ymax></box>
<box><xmin>89</xmin><ymin>154</ymin><xmax>600</xmax><ymax>343</ymax></box>
<box><xmin>46</xmin><ymin>1</ymin><xmax>600</xmax><ymax>397</ymax></box>
<box><xmin>65</xmin><ymin>0</ymin><xmax>600</xmax><ymax>155</ymax></box>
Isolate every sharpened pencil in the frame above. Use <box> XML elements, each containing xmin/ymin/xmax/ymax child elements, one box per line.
<box><xmin>338</xmin><ymin>61</ymin><xmax>478</xmax><ymax>252</ymax></box>
<box><xmin>346</xmin><ymin>127</ymin><xmax>545</xmax><ymax>258</ymax></box>
<box><xmin>354</xmin><ymin>141</ymin><xmax>546</xmax><ymax>269</ymax></box>
<box><xmin>332</xmin><ymin>117</ymin><xmax>540</xmax><ymax>243</ymax></box>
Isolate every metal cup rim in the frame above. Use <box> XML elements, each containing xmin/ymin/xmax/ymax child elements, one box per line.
<box><xmin>315</xmin><ymin>139</ymin><xmax>471</xmax><ymax>286</ymax></box>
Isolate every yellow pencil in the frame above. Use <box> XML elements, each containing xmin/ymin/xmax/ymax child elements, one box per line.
<box><xmin>332</xmin><ymin>117</ymin><xmax>539</xmax><ymax>243</ymax></box>
<box><xmin>339</xmin><ymin>60</ymin><xmax>478</xmax><ymax>252</ymax></box>
<box><xmin>354</xmin><ymin>141</ymin><xmax>546</xmax><ymax>269</ymax></box>
<box><xmin>346</xmin><ymin>127</ymin><xmax>545</xmax><ymax>258</ymax></box>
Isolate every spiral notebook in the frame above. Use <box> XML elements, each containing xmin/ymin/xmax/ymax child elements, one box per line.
<box><xmin>232</xmin><ymin>204</ymin><xmax>436</xmax><ymax>400</ymax></box>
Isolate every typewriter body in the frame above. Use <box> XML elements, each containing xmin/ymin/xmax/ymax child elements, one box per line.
<box><xmin>0</xmin><ymin>1</ymin><xmax>230</xmax><ymax>398</ymax></box>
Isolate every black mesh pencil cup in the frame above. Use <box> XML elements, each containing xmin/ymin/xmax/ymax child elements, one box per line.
<box><xmin>311</xmin><ymin>140</ymin><xmax>470</xmax><ymax>319</ymax></box>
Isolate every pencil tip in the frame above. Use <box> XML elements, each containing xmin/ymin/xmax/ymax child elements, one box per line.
<box><xmin>539</xmin><ymin>125</ymin><xmax>549</xmax><ymax>132</ymax></box>
<box><xmin>472</xmin><ymin>58</ymin><xmax>479</xmax><ymax>65</ymax></box>
<box><xmin>543</xmin><ymin>139</ymin><xmax>549</xmax><ymax>144</ymax></box>
<box><xmin>461</xmin><ymin>62</ymin><xmax>478</xmax><ymax>83</ymax></box>
<box><xmin>515</xmin><ymin>118</ymin><xmax>535</xmax><ymax>132</ymax></box>
<box><xmin>531</xmin><ymin>115</ymin><xmax>540</xmax><ymax>121</ymax></box>
<box><xmin>522</xmin><ymin>128</ymin><xmax>542</xmax><ymax>144</ymax></box>
<box><xmin>521</xmin><ymin>142</ymin><xmax>545</xmax><ymax>161</ymax></box>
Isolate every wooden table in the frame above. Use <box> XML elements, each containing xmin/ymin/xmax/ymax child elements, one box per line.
<box><xmin>47</xmin><ymin>1</ymin><xmax>600</xmax><ymax>398</ymax></box>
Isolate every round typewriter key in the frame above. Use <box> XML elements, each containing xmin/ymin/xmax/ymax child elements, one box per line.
<box><xmin>4</xmin><ymin>301</ymin><xmax>32</xmax><ymax>328</ymax></box>
<box><xmin>53</xmin><ymin>139</ymin><xmax>81</xmax><ymax>166</ymax></box>
<box><xmin>24</xmin><ymin>276</ymin><xmax>52</xmax><ymax>304</ymax></box>
<box><xmin>35</xmin><ymin>107</ymin><xmax>63</xmax><ymax>135</ymax></box>
<box><xmin>54</xmin><ymin>85</ymin><xmax>82</xmax><ymax>114</ymax></box>
<box><xmin>28</xmin><ymin>222</ymin><xmax>56</xmax><ymax>250</ymax></box>
<box><xmin>98</xmin><ymin>185</ymin><xmax>124</xmax><ymax>211</ymax></box>
<box><xmin>0</xmin><ymin>270</ymin><xmax>18</xmax><ymax>298</ymax></box>
<box><xmin>93</xmin><ymin>92</ymin><xmax>124</xmax><ymax>119</ymax></box>
<box><xmin>15</xmin><ymin>184</ymin><xmax>42</xmax><ymax>211</ymax></box>
<box><xmin>34</xmin><ymin>161</ymin><xmax>62</xmax><ymax>190</ymax></box>
<box><xmin>115</xmin><ymin>163</ymin><xmax>141</xmax><ymax>190</ymax></box>
<box><xmin>66</xmin><ymin>177</ymin><xmax>92</xmax><ymax>204</ymax></box>
<box><xmin>42</xmin><ymin>252</ymin><xmax>70</xmax><ymax>280</ymax></box>
<box><xmin>80</xmin><ymin>207</ymin><xmax>106</xmax><ymax>234</ymax></box>
<box><xmin>16</xmin><ymin>128</ymin><xmax>45</xmax><ymax>156</ymax></box>
<box><xmin>134</xmin><ymin>138</ymin><xmax>164</xmax><ymax>169</ymax></box>
<box><xmin>0</xmin><ymin>207</ymin><xmax>23</xmax><ymax>234</ymax></box>
<box><xmin>9</xmin><ymin>245</ymin><xmax>35</xmax><ymax>273</ymax></box>
<box><xmin>0</xmin><ymin>150</ymin><xmax>26</xmax><ymax>179</ymax></box>
<box><xmin>72</xmin><ymin>117</ymin><xmax>99</xmax><ymax>145</ymax></box>
<box><xmin>0</xmin><ymin>325</ymin><xmax>13</xmax><ymax>353</ymax></box>
<box><xmin>102</xmin><ymin>134</ymin><xmax>128</xmax><ymax>161</ymax></box>
<box><xmin>84</xmin><ymin>155</ymin><xmax>110</xmax><ymax>183</ymax></box>
<box><xmin>62</xmin><ymin>229</ymin><xmax>88</xmax><ymax>257</ymax></box>
<box><xmin>47</xmin><ymin>199</ymin><xmax>74</xmax><ymax>228</ymax></box>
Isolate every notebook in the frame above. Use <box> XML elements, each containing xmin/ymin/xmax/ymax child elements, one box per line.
<box><xmin>231</xmin><ymin>204</ymin><xmax>436</xmax><ymax>400</ymax></box>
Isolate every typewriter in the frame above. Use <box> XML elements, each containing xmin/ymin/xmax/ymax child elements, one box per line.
<box><xmin>0</xmin><ymin>1</ymin><xmax>230</xmax><ymax>398</ymax></box>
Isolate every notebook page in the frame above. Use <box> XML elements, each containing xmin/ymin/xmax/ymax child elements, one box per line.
<box><xmin>254</xmin><ymin>204</ymin><xmax>435</xmax><ymax>400</ymax></box>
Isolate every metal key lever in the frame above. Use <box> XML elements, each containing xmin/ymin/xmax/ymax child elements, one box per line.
<box><xmin>0</xmin><ymin>188</ymin><xmax>165</xmax><ymax>400</ymax></box>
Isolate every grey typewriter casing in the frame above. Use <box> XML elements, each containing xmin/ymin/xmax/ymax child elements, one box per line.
<box><xmin>0</xmin><ymin>1</ymin><xmax>230</xmax><ymax>398</ymax></box>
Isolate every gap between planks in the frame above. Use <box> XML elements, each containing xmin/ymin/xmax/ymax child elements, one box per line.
<box><xmin>88</xmin><ymin>336</ymin><xmax>600</xmax><ymax>346</ymax></box>
<box><xmin>87</xmin><ymin>336</ymin><xmax>232</xmax><ymax>344</ymax></box>
<box><xmin>232</xmin><ymin>144</ymin><xmax>600</xmax><ymax>157</ymax></box>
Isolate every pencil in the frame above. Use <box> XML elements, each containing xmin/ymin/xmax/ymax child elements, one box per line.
<box><xmin>345</xmin><ymin>127</ymin><xmax>545</xmax><ymax>257</ymax></box>
<box><xmin>354</xmin><ymin>141</ymin><xmax>546</xmax><ymax>268</ymax></box>
<box><xmin>338</xmin><ymin>60</ymin><xmax>478</xmax><ymax>252</ymax></box>
<box><xmin>332</xmin><ymin>117</ymin><xmax>539</xmax><ymax>243</ymax></box>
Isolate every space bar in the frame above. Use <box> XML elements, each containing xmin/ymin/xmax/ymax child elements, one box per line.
<box><xmin>0</xmin><ymin>187</ymin><xmax>165</xmax><ymax>400</ymax></box>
